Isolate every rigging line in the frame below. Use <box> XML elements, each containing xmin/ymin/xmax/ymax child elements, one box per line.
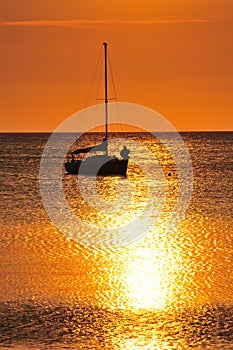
<box><xmin>94</xmin><ymin>48</ymin><xmax>105</xmax><ymax>134</ymax></box>
<box><xmin>84</xmin><ymin>46</ymin><xmax>103</xmax><ymax>109</ymax></box>
<box><xmin>96</xmin><ymin>51</ymin><xmax>104</xmax><ymax>103</ymax></box>
<box><xmin>108</xmin><ymin>51</ymin><xmax>117</xmax><ymax>101</ymax></box>
<box><xmin>108</xmin><ymin>51</ymin><xmax>124</xmax><ymax>136</ymax></box>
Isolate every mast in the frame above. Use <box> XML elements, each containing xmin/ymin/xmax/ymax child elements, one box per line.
<box><xmin>103</xmin><ymin>42</ymin><xmax>108</xmax><ymax>155</ymax></box>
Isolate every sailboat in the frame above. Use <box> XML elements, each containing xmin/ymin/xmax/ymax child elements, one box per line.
<box><xmin>64</xmin><ymin>42</ymin><xmax>130</xmax><ymax>176</ymax></box>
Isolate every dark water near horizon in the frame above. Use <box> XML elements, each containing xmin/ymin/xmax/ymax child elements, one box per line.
<box><xmin>0</xmin><ymin>132</ymin><xmax>232</xmax><ymax>349</ymax></box>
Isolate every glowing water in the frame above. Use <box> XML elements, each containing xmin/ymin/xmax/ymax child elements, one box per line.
<box><xmin>0</xmin><ymin>132</ymin><xmax>232</xmax><ymax>349</ymax></box>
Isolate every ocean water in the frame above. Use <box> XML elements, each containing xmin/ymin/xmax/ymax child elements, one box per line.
<box><xmin>0</xmin><ymin>132</ymin><xmax>232</xmax><ymax>349</ymax></box>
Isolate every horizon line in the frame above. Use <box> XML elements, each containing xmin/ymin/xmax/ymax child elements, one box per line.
<box><xmin>0</xmin><ymin>130</ymin><xmax>232</xmax><ymax>133</ymax></box>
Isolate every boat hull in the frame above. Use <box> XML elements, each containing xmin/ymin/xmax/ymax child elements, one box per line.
<box><xmin>65</xmin><ymin>156</ymin><xmax>128</xmax><ymax>176</ymax></box>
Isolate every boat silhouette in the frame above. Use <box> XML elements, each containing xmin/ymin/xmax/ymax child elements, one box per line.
<box><xmin>64</xmin><ymin>42</ymin><xmax>130</xmax><ymax>176</ymax></box>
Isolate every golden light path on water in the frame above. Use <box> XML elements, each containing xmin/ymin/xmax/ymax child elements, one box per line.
<box><xmin>68</xmin><ymin>224</ymin><xmax>174</xmax><ymax>313</ymax></box>
<box><xmin>61</xmin><ymin>133</ymin><xmax>183</xmax><ymax>311</ymax></box>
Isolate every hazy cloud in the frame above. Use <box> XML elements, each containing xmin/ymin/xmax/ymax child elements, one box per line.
<box><xmin>0</xmin><ymin>18</ymin><xmax>222</xmax><ymax>28</ymax></box>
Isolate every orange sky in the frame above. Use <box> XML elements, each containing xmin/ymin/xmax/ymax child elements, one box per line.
<box><xmin>0</xmin><ymin>1</ymin><xmax>232</xmax><ymax>131</ymax></box>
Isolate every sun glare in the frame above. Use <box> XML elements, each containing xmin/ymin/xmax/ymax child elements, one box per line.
<box><xmin>123</xmin><ymin>246</ymin><xmax>174</xmax><ymax>310</ymax></box>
